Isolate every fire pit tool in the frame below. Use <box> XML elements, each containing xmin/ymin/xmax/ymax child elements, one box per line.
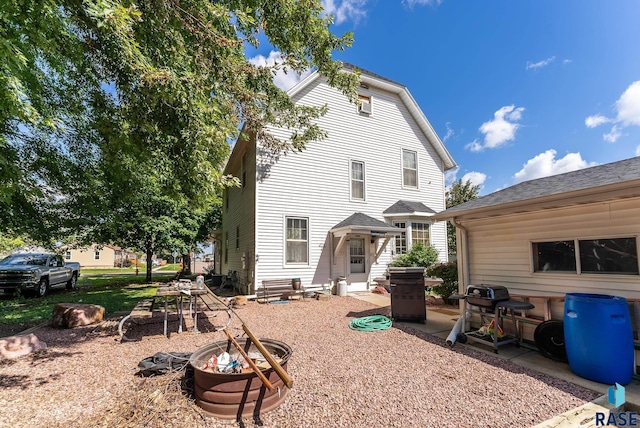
<box><xmin>207</xmin><ymin>290</ymin><xmax>294</xmax><ymax>389</ymax></box>
<box><xmin>223</xmin><ymin>328</ymin><xmax>275</xmax><ymax>390</ymax></box>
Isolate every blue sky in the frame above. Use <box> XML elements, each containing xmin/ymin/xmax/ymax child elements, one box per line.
<box><xmin>247</xmin><ymin>0</ymin><xmax>640</xmax><ymax>196</ymax></box>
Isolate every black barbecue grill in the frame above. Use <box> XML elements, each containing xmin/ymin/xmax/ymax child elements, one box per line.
<box><xmin>450</xmin><ymin>284</ymin><xmax>534</xmax><ymax>354</ymax></box>
<box><xmin>465</xmin><ymin>285</ymin><xmax>510</xmax><ymax>309</ymax></box>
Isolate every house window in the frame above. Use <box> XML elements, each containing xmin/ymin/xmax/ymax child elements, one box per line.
<box><xmin>394</xmin><ymin>222</ymin><xmax>407</xmax><ymax>254</ymax></box>
<box><xmin>225</xmin><ymin>190</ymin><xmax>229</xmax><ymax>211</ymax></box>
<box><xmin>358</xmin><ymin>94</ymin><xmax>372</xmax><ymax>114</ymax></box>
<box><xmin>532</xmin><ymin>237</ymin><xmax>639</xmax><ymax>275</ymax></box>
<box><xmin>236</xmin><ymin>226</ymin><xmax>240</xmax><ymax>250</ymax></box>
<box><xmin>65</xmin><ymin>251</ymin><xmax>71</xmax><ymax>260</ymax></box>
<box><xmin>402</xmin><ymin>149</ymin><xmax>417</xmax><ymax>188</ymax></box>
<box><xmin>350</xmin><ymin>238</ymin><xmax>365</xmax><ymax>274</ymax></box>
<box><xmin>411</xmin><ymin>222</ymin><xmax>430</xmax><ymax>247</ymax></box>
<box><xmin>94</xmin><ymin>250</ymin><xmax>100</xmax><ymax>260</ymax></box>
<box><xmin>286</xmin><ymin>217</ymin><xmax>308</xmax><ymax>264</ymax></box>
<box><xmin>351</xmin><ymin>160</ymin><xmax>365</xmax><ymax>201</ymax></box>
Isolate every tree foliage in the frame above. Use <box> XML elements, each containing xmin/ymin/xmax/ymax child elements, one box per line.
<box><xmin>445</xmin><ymin>179</ymin><xmax>480</xmax><ymax>255</ymax></box>
<box><xmin>1</xmin><ymin>0</ymin><xmax>359</xmax><ymax>245</ymax></box>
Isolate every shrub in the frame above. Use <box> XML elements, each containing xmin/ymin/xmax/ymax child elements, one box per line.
<box><xmin>388</xmin><ymin>242</ymin><xmax>439</xmax><ymax>268</ymax></box>
<box><xmin>426</xmin><ymin>261</ymin><xmax>459</xmax><ymax>305</ymax></box>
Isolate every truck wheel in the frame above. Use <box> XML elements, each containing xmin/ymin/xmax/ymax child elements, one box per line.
<box><xmin>37</xmin><ymin>278</ymin><xmax>49</xmax><ymax>297</ymax></box>
<box><xmin>66</xmin><ymin>273</ymin><xmax>77</xmax><ymax>290</ymax></box>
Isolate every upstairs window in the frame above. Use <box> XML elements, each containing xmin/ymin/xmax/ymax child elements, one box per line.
<box><xmin>65</xmin><ymin>251</ymin><xmax>71</xmax><ymax>260</ymax></box>
<box><xmin>286</xmin><ymin>217</ymin><xmax>308</xmax><ymax>264</ymax></box>
<box><xmin>402</xmin><ymin>149</ymin><xmax>417</xmax><ymax>188</ymax></box>
<box><xmin>358</xmin><ymin>94</ymin><xmax>372</xmax><ymax>114</ymax></box>
<box><xmin>351</xmin><ymin>160</ymin><xmax>365</xmax><ymax>201</ymax></box>
<box><xmin>94</xmin><ymin>250</ymin><xmax>100</xmax><ymax>260</ymax></box>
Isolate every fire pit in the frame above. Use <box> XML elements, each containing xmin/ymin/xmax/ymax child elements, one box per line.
<box><xmin>189</xmin><ymin>338</ymin><xmax>292</xmax><ymax>420</ymax></box>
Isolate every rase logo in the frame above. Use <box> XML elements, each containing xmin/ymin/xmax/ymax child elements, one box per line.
<box><xmin>595</xmin><ymin>384</ymin><xmax>638</xmax><ymax>427</ymax></box>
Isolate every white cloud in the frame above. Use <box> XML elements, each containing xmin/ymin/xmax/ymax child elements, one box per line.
<box><xmin>444</xmin><ymin>168</ymin><xmax>458</xmax><ymax>187</ymax></box>
<box><xmin>585</xmin><ymin>80</ymin><xmax>640</xmax><ymax>142</ymax></box>
<box><xmin>322</xmin><ymin>0</ymin><xmax>368</xmax><ymax>25</ymax></box>
<box><xmin>460</xmin><ymin>171</ymin><xmax>487</xmax><ymax>187</ymax></box>
<box><xmin>616</xmin><ymin>81</ymin><xmax>640</xmax><ymax>126</ymax></box>
<box><xmin>563</xmin><ymin>59</ymin><xmax>573</xmax><ymax>65</ymax></box>
<box><xmin>248</xmin><ymin>51</ymin><xmax>314</xmax><ymax>91</ymax></box>
<box><xmin>636</xmin><ymin>145</ymin><xmax>640</xmax><ymax>156</ymax></box>
<box><xmin>603</xmin><ymin>125</ymin><xmax>623</xmax><ymax>143</ymax></box>
<box><xmin>526</xmin><ymin>56</ymin><xmax>556</xmax><ymax>70</ymax></box>
<box><xmin>442</xmin><ymin>122</ymin><xmax>454</xmax><ymax>142</ymax></box>
<box><xmin>465</xmin><ymin>139</ymin><xmax>482</xmax><ymax>152</ymax></box>
<box><xmin>585</xmin><ymin>115</ymin><xmax>611</xmax><ymax>128</ymax></box>
<box><xmin>513</xmin><ymin>150</ymin><xmax>597</xmax><ymax>183</ymax></box>
<box><xmin>469</xmin><ymin>105</ymin><xmax>525</xmax><ymax>151</ymax></box>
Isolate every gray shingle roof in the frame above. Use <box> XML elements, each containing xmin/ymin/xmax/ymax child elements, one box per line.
<box><xmin>436</xmin><ymin>156</ymin><xmax>640</xmax><ymax>218</ymax></box>
<box><xmin>383</xmin><ymin>200</ymin><xmax>436</xmax><ymax>215</ymax></box>
<box><xmin>332</xmin><ymin>212</ymin><xmax>395</xmax><ymax>230</ymax></box>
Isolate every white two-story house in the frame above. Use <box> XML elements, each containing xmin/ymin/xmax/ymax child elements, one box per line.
<box><xmin>221</xmin><ymin>64</ymin><xmax>456</xmax><ymax>295</ymax></box>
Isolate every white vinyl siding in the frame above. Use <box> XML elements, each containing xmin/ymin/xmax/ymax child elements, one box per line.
<box><xmin>351</xmin><ymin>160</ymin><xmax>365</xmax><ymax>201</ymax></box>
<box><xmin>402</xmin><ymin>149</ymin><xmax>418</xmax><ymax>188</ymax></box>
<box><xmin>286</xmin><ymin>217</ymin><xmax>308</xmax><ymax>264</ymax></box>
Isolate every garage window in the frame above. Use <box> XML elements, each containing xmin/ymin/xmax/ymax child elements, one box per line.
<box><xmin>532</xmin><ymin>237</ymin><xmax>639</xmax><ymax>275</ymax></box>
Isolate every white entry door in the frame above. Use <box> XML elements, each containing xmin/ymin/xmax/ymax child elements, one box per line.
<box><xmin>348</xmin><ymin>238</ymin><xmax>368</xmax><ymax>288</ymax></box>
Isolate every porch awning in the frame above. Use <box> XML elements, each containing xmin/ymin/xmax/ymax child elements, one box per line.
<box><xmin>330</xmin><ymin>213</ymin><xmax>401</xmax><ymax>261</ymax></box>
<box><xmin>330</xmin><ymin>212</ymin><xmax>402</xmax><ymax>237</ymax></box>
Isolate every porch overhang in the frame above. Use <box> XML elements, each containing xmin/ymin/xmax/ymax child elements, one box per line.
<box><xmin>329</xmin><ymin>212</ymin><xmax>402</xmax><ymax>260</ymax></box>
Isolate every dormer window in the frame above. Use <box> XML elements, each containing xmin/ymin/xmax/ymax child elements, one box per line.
<box><xmin>358</xmin><ymin>94</ymin><xmax>372</xmax><ymax>115</ymax></box>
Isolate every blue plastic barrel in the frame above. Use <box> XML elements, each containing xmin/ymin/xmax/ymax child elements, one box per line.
<box><xmin>564</xmin><ymin>293</ymin><xmax>634</xmax><ymax>385</ymax></box>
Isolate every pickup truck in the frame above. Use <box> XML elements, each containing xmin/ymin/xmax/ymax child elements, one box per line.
<box><xmin>0</xmin><ymin>253</ymin><xmax>81</xmax><ymax>297</ymax></box>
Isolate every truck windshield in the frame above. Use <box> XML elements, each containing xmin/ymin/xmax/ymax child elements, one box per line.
<box><xmin>0</xmin><ymin>255</ymin><xmax>49</xmax><ymax>266</ymax></box>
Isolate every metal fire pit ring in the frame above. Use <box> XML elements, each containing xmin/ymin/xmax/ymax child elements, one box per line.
<box><xmin>189</xmin><ymin>338</ymin><xmax>292</xmax><ymax>420</ymax></box>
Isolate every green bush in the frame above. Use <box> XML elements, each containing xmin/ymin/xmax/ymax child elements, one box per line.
<box><xmin>388</xmin><ymin>242</ymin><xmax>439</xmax><ymax>268</ymax></box>
<box><xmin>426</xmin><ymin>261</ymin><xmax>459</xmax><ymax>305</ymax></box>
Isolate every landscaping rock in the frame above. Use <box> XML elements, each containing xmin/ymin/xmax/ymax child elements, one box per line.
<box><xmin>52</xmin><ymin>303</ymin><xmax>105</xmax><ymax>328</ymax></box>
<box><xmin>0</xmin><ymin>333</ymin><xmax>47</xmax><ymax>360</ymax></box>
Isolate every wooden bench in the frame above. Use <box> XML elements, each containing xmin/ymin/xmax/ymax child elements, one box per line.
<box><xmin>118</xmin><ymin>298</ymin><xmax>155</xmax><ymax>340</ymax></box>
<box><xmin>257</xmin><ymin>279</ymin><xmax>305</xmax><ymax>303</ymax></box>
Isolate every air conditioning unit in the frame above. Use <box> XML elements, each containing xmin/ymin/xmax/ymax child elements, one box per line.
<box><xmin>358</xmin><ymin>100</ymin><xmax>372</xmax><ymax>114</ymax></box>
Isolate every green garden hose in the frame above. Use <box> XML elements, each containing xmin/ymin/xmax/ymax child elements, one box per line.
<box><xmin>349</xmin><ymin>315</ymin><xmax>392</xmax><ymax>332</ymax></box>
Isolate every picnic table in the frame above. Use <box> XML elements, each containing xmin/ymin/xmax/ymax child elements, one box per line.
<box><xmin>156</xmin><ymin>280</ymin><xmax>209</xmax><ymax>337</ymax></box>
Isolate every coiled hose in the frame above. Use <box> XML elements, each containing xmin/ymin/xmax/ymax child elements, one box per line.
<box><xmin>349</xmin><ymin>315</ymin><xmax>393</xmax><ymax>332</ymax></box>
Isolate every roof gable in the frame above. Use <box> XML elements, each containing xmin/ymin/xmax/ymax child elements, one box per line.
<box><xmin>383</xmin><ymin>200</ymin><xmax>436</xmax><ymax>216</ymax></box>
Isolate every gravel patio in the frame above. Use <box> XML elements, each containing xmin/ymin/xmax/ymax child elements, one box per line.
<box><xmin>0</xmin><ymin>295</ymin><xmax>600</xmax><ymax>427</ymax></box>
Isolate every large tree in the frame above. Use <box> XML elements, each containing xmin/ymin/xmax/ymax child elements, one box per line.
<box><xmin>445</xmin><ymin>179</ymin><xmax>480</xmax><ymax>256</ymax></box>
<box><xmin>1</xmin><ymin>0</ymin><xmax>359</xmax><ymax>244</ymax></box>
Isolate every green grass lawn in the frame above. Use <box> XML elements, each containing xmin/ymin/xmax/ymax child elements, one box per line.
<box><xmin>0</xmin><ymin>273</ymin><xmax>176</xmax><ymax>328</ymax></box>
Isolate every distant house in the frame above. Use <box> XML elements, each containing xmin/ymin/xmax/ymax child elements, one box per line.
<box><xmin>433</xmin><ymin>156</ymin><xmax>640</xmax><ymax>323</ymax></box>
<box><xmin>64</xmin><ymin>244</ymin><xmax>137</xmax><ymax>268</ymax></box>
<box><xmin>221</xmin><ymin>64</ymin><xmax>456</xmax><ymax>295</ymax></box>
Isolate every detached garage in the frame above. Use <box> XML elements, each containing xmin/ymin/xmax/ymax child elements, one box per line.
<box><xmin>434</xmin><ymin>156</ymin><xmax>640</xmax><ymax>352</ymax></box>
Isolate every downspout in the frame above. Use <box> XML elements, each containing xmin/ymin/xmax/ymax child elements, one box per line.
<box><xmin>451</xmin><ymin>217</ymin><xmax>470</xmax><ymax>291</ymax></box>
